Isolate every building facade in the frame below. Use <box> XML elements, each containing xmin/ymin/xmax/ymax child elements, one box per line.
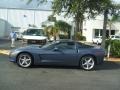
<box><xmin>0</xmin><ymin>8</ymin><xmax>72</xmax><ymax>37</ymax></box>
<box><xmin>82</xmin><ymin>15</ymin><xmax>120</xmax><ymax>42</ymax></box>
<box><xmin>0</xmin><ymin>0</ymin><xmax>72</xmax><ymax>38</ymax></box>
<box><xmin>0</xmin><ymin>0</ymin><xmax>120</xmax><ymax>42</ymax></box>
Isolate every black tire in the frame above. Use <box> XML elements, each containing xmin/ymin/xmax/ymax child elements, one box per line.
<box><xmin>17</xmin><ymin>53</ymin><xmax>33</xmax><ymax>68</ymax></box>
<box><xmin>80</xmin><ymin>55</ymin><xmax>95</xmax><ymax>71</ymax></box>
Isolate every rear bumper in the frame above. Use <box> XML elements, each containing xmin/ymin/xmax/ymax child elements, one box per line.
<box><xmin>96</xmin><ymin>56</ymin><xmax>104</xmax><ymax>65</ymax></box>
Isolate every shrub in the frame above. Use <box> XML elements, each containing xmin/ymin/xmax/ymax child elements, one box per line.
<box><xmin>59</xmin><ymin>35</ymin><xmax>69</xmax><ymax>39</ymax></box>
<box><xmin>106</xmin><ymin>40</ymin><xmax>120</xmax><ymax>57</ymax></box>
<box><xmin>75</xmin><ymin>32</ymin><xmax>86</xmax><ymax>41</ymax></box>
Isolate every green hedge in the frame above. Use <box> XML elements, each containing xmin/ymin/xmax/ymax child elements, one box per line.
<box><xmin>106</xmin><ymin>40</ymin><xmax>120</xmax><ymax>57</ymax></box>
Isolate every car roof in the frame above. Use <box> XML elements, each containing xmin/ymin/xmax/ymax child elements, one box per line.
<box><xmin>54</xmin><ymin>39</ymin><xmax>84</xmax><ymax>45</ymax></box>
<box><xmin>56</xmin><ymin>39</ymin><xmax>75</xmax><ymax>42</ymax></box>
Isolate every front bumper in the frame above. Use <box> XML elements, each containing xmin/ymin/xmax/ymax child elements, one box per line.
<box><xmin>23</xmin><ymin>39</ymin><xmax>47</xmax><ymax>45</ymax></box>
<box><xmin>9</xmin><ymin>50</ymin><xmax>20</xmax><ymax>62</ymax></box>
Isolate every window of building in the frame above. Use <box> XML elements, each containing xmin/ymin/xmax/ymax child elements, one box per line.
<box><xmin>94</xmin><ymin>29</ymin><xmax>116</xmax><ymax>38</ymax></box>
<box><xmin>111</xmin><ymin>30</ymin><xmax>115</xmax><ymax>35</ymax></box>
<box><xmin>94</xmin><ymin>29</ymin><xmax>100</xmax><ymax>37</ymax></box>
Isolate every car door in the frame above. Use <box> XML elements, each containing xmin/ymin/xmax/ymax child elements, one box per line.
<box><xmin>40</xmin><ymin>42</ymin><xmax>78</xmax><ymax>66</ymax></box>
<box><xmin>39</xmin><ymin>42</ymin><xmax>62</xmax><ymax>65</ymax></box>
<box><xmin>56</xmin><ymin>42</ymin><xmax>78</xmax><ymax>66</ymax></box>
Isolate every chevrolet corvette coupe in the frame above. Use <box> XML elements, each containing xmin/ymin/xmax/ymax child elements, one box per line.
<box><xmin>9</xmin><ymin>40</ymin><xmax>105</xmax><ymax>70</ymax></box>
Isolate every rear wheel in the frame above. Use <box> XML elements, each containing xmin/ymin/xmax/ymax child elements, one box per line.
<box><xmin>80</xmin><ymin>55</ymin><xmax>95</xmax><ymax>70</ymax></box>
<box><xmin>17</xmin><ymin>53</ymin><xmax>33</xmax><ymax>68</ymax></box>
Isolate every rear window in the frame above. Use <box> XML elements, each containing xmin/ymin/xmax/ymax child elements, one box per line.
<box><xmin>77</xmin><ymin>42</ymin><xmax>93</xmax><ymax>48</ymax></box>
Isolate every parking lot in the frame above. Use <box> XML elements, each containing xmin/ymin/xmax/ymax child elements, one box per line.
<box><xmin>0</xmin><ymin>40</ymin><xmax>120</xmax><ymax>90</ymax></box>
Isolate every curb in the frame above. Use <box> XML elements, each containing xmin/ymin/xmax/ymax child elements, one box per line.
<box><xmin>0</xmin><ymin>49</ymin><xmax>10</xmax><ymax>55</ymax></box>
<box><xmin>105</xmin><ymin>60</ymin><xmax>120</xmax><ymax>62</ymax></box>
<box><xmin>105</xmin><ymin>58</ymin><xmax>120</xmax><ymax>62</ymax></box>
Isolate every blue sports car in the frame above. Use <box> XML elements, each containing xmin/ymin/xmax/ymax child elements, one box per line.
<box><xmin>9</xmin><ymin>40</ymin><xmax>105</xmax><ymax>70</ymax></box>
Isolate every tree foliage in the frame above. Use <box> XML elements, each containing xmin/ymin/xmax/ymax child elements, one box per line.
<box><xmin>26</xmin><ymin>0</ymin><xmax>120</xmax><ymax>49</ymax></box>
<box><xmin>44</xmin><ymin>25</ymin><xmax>59</xmax><ymax>41</ymax></box>
<box><xmin>101</xmin><ymin>3</ymin><xmax>120</xmax><ymax>48</ymax></box>
<box><xmin>55</xmin><ymin>20</ymin><xmax>71</xmax><ymax>33</ymax></box>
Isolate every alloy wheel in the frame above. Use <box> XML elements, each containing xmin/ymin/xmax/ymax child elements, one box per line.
<box><xmin>17</xmin><ymin>53</ymin><xmax>32</xmax><ymax>68</ymax></box>
<box><xmin>80</xmin><ymin>56</ymin><xmax>95</xmax><ymax>70</ymax></box>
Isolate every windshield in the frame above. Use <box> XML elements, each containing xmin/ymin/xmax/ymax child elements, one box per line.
<box><xmin>41</xmin><ymin>42</ymin><xmax>58</xmax><ymax>49</ymax></box>
<box><xmin>23</xmin><ymin>29</ymin><xmax>44</xmax><ymax>36</ymax></box>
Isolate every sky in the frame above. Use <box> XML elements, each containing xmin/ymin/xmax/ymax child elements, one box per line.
<box><xmin>0</xmin><ymin>0</ymin><xmax>119</xmax><ymax>10</ymax></box>
<box><xmin>113</xmin><ymin>0</ymin><xmax>120</xmax><ymax>3</ymax></box>
<box><xmin>0</xmin><ymin>0</ymin><xmax>52</xmax><ymax>10</ymax></box>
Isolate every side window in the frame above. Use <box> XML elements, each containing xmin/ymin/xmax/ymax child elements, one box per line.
<box><xmin>77</xmin><ymin>42</ymin><xmax>92</xmax><ymax>48</ymax></box>
<box><xmin>56</xmin><ymin>42</ymin><xmax>75</xmax><ymax>50</ymax></box>
<box><xmin>77</xmin><ymin>43</ymin><xmax>83</xmax><ymax>48</ymax></box>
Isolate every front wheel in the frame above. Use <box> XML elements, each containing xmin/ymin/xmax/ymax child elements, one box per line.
<box><xmin>80</xmin><ymin>56</ymin><xmax>95</xmax><ymax>70</ymax></box>
<box><xmin>17</xmin><ymin>53</ymin><xmax>33</xmax><ymax>68</ymax></box>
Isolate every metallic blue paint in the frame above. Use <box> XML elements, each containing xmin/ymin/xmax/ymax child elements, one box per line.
<box><xmin>9</xmin><ymin>40</ymin><xmax>105</xmax><ymax>67</ymax></box>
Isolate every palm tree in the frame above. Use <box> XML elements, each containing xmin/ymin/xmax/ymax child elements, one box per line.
<box><xmin>108</xmin><ymin>15</ymin><xmax>120</xmax><ymax>37</ymax></box>
<box><xmin>44</xmin><ymin>20</ymin><xmax>72</xmax><ymax>41</ymax></box>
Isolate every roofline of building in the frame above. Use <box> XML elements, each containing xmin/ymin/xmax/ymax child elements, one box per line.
<box><xmin>0</xmin><ymin>7</ymin><xmax>53</xmax><ymax>11</ymax></box>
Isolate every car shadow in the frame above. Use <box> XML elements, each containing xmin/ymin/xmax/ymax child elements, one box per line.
<box><xmin>95</xmin><ymin>61</ymin><xmax>120</xmax><ymax>71</ymax></box>
<box><xmin>31</xmin><ymin>61</ymin><xmax>120</xmax><ymax>71</ymax></box>
<box><xmin>31</xmin><ymin>65</ymin><xmax>78</xmax><ymax>70</ymax></box>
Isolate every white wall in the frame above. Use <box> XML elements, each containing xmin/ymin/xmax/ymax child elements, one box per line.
<box><xmin>0</xmin><ymin>8</ymin><xmax>73</xmax><ymax>37</ymax></box>
<box><xmin>83</xmin><ymin>19</ymin><xmax>104</xmax><ymax>42</ymax></box>
<box><xmin>7</xmin><ymin>9</ymin><xmax>34</xmax><ymax>29</ymax></box>
<box><xmin>0</xmin><ymin>20</ymin><xmax>6</xmax><ymax>37</ymax></box>
<box><xmin>35</xmin><ymin>11</ymin><xmax>52</xmax><ymax>27</ymax></box>
<box><xmin>0</xmin><ymin>9</ymin><xmax>7</xmax><ymax>37</ymax></box>
<box><xmin>83</xmin><ymin>17</ymin><xmax>120</xmax><ymax>42</ymax></box>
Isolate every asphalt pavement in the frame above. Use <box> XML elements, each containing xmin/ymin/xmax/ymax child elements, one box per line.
<box><xmin>0</xmin><ymin>39</ymin><xmax>120</xmax><ymax>90</ymax></box>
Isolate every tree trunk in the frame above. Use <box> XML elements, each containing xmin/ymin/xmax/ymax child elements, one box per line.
<box><xmin>101</xmin><ymin>9</ymin><xmax>108</xmax><ymax>49</ymax></box>
<box><xmin>79</xmin><ymin>18</ymin><xmax>83</xmax><ymax>35</ymax></box>
<box><xmin>68</xmin><ymin>30</ymin><xmax>71</xmax><ymax>39</ymax></box>
<box><xmin>74</xmin><ymin>15</ymin><xmax>84</xmax><ymax>40</ymax></box>
<box><xmin>74</xmin><ymin>19</ymin><xmax>79</xmax><ymax>40</ymax></box>
<box><xmin>76</xmin><ymin>19</ymin><xmax>80</xmax><ymax>32</ymax></box>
